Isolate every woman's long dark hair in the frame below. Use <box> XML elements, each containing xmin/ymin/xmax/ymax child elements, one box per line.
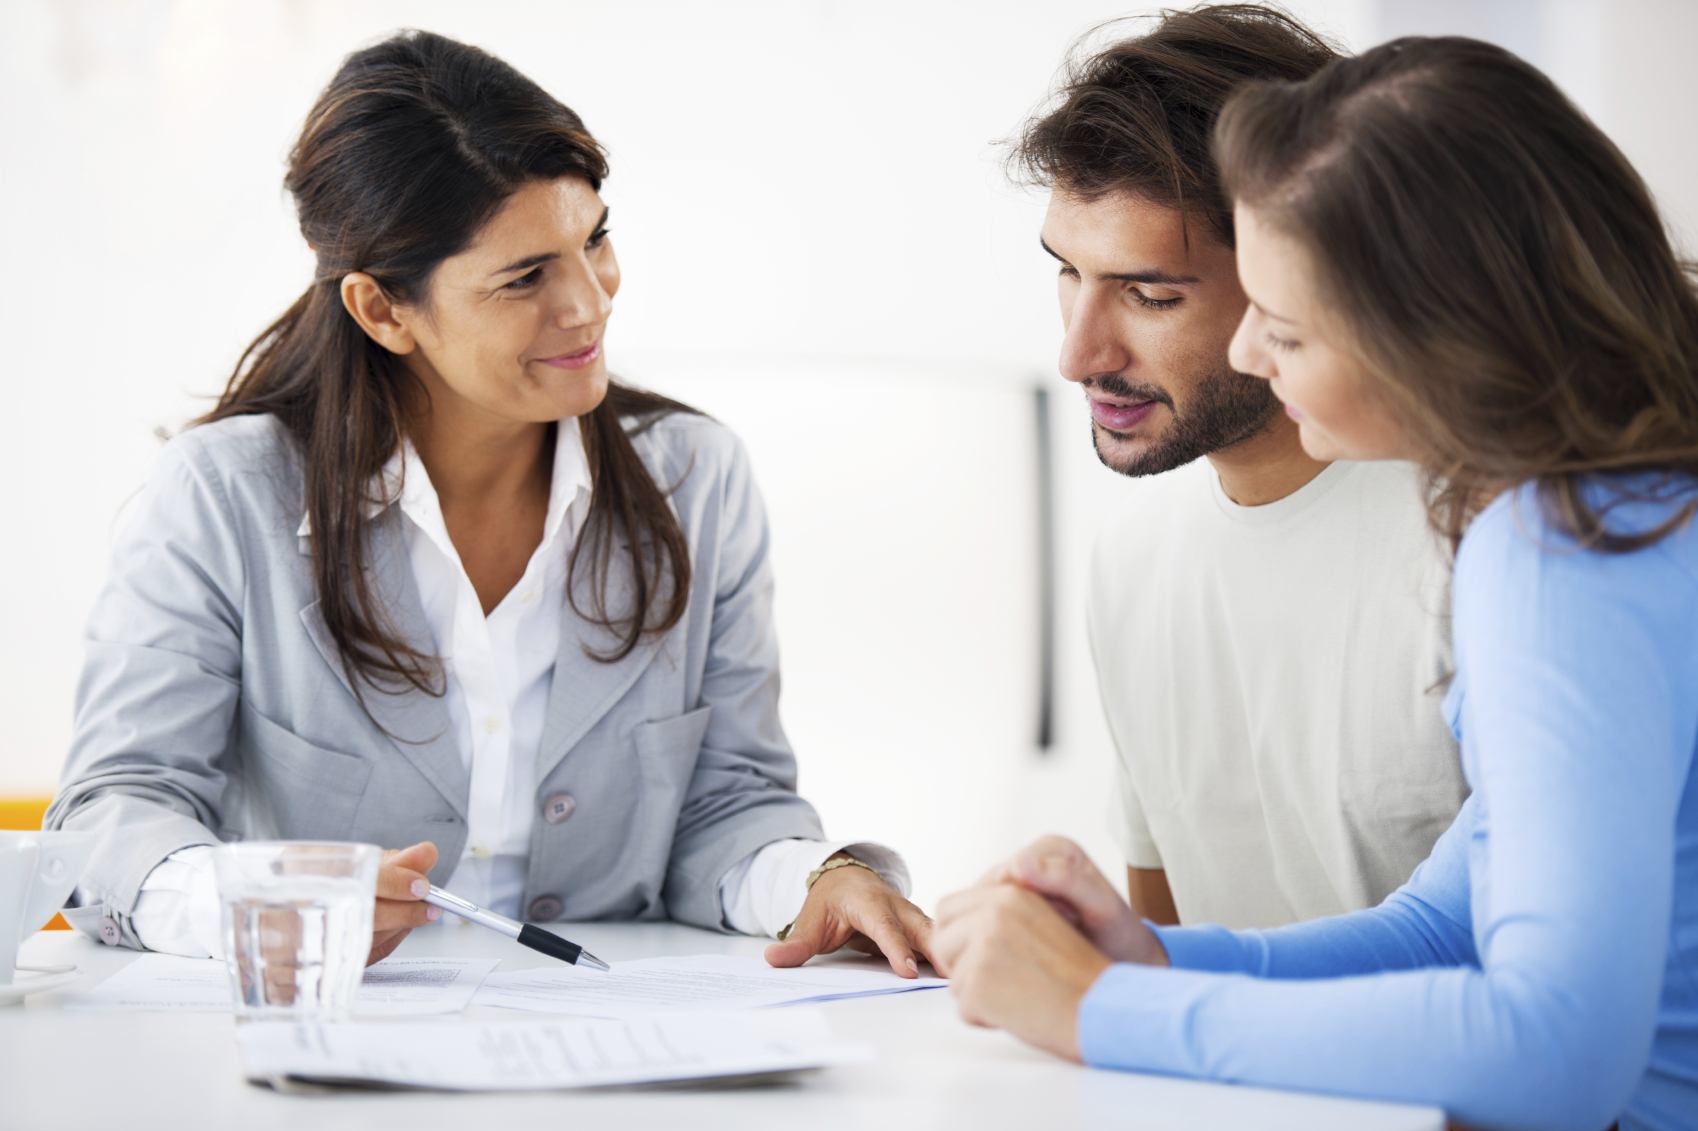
<box><xmin>201</xmin><ymin>30</ymin><xmax>695</xmax><ymax>698</ymax></box>
<box><xmin>1215</xmin><ymin>36</ymin><xmax>1698</xmax><ymax>551</ymax></box>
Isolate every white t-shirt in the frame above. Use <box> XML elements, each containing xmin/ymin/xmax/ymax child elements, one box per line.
<box><xmin>1088</xmin><ymin>458</ymin><xmax>1466</xmax><ymax>929</ymax></box>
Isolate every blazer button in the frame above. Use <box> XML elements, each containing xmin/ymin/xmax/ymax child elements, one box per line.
<box><xmin>541</xmin><ymin>792</ymin><xmax>576</xmax><ymax>825</ymax></box>
<box><xmin>528</xmin><ymin>895</ymin><xmax>564</xmax><ymax>922</ymax></box>
<box><xmin>98</xmin><ymin>917</ymin><xmax>121</xmax><ymax>946</ymax></box>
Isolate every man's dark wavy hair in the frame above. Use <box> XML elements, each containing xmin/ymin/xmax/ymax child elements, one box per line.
<box><xmin>1009</xmin><ymin>4</ymin><xmax>1339</xmax><ymax>248</ymax></box>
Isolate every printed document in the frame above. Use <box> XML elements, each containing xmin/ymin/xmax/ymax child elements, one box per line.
<box><xmin>471</xmin><ymin>953</ymin><xmax>946</xmax><ymax>1018</ymax></box>
<box><xmin>238</xmin><ymin>1007</ymin><xmax>869</xmax><ymax>1090</ymax></box>
<box><xmin>65</xmin><ymin>954</ymin><xmax>498</xmax><ymax>1015</ymax></box>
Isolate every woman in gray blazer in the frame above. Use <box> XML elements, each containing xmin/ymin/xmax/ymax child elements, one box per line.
<box><xmin>48</xmin><ymin>30</ymin><xmax>932</xmax><ymax>976</ymax></box>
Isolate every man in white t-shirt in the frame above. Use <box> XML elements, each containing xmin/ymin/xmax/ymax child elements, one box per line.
<box><xmin>1016</xmin><ymin>6</ymin><xmax>1466</xmax><ymax>927</ymax></box>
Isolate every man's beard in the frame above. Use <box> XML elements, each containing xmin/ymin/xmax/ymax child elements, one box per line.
<box><xmin>1089</xmin><ymin>362</ymin><xmax>1280</xmax><ymax>478</ymax></box>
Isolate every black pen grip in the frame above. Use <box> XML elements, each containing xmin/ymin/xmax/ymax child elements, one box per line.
<box><xmin>518</xmin><ymin>923</ymin><xmax>586</xmax><ymax>965</ymax></box>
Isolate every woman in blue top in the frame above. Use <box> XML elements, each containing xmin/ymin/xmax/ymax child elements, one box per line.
<box><xmin>933</xmin><ymin>35</ymin><xmax>1698</xmax><ymax>1131</ymax></box>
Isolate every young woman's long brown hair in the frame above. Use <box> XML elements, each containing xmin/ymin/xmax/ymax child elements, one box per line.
<box><xmin>202</xmin><ymin>30</ymin><xmax>695</xmax><ymax>699</ymax></box>
<box><xmin>1214</xmin><ymin>36</ymin><xmax>1698</xmax><ymax>550</ymax></box>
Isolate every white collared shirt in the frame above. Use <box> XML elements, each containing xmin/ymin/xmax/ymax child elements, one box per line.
<box><xmin>128</xmin><ymin>420</ymin><xmax>905</xmax><ymax>956</ymax></box>
<box><xmin>401</xmin><ymin>418</ymin><xmax>591</xmax><ymax>914</ymax></box>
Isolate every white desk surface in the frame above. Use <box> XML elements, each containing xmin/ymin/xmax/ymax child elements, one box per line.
<box><xmin>3</xmin><ymin>922</ymin><xmax>1444</xmax><ymax>1131</ymax></box>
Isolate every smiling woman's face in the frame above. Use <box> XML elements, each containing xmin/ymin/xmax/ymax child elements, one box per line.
<box><xmin>1227</xmin><ymin>204</ymin><xmax>1412</xmax><ymax>463</ymax></box>
<box><xmin>397</xmin><ymin>175</ymin><xmax>618</xmax><ymax>428</ymax></box>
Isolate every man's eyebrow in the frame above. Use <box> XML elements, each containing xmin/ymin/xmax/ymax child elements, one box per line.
<box><xmin>1106</xmin><ymin>268</ymin><xmax>1200</xmax><ymax>285</ymax></box>
<box><xmin>489</xmin><ymin>207</ymin><xmax>612</xmax><ymax>278</ymax></box>
<box><xmin>490</xmin><ymin>251</ymin><xmax>559</xmax><ymax>278</ymax></box>
<box><xmin>1037</xmin><ymin>237</ymin><xmax>1198</xmax><ymax>285</ymax></box>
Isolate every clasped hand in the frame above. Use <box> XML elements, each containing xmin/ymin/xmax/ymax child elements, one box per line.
<box><xmin>932</xmin><ymin>836</ymin><xmax>1168</xmax><ymax>1061</ymax></box>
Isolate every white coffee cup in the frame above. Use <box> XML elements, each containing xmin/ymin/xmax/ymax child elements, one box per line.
<box><xmin>0</xmin><ymin>830</ymin><xmax>97</xmax><ymax>986</ymax></box>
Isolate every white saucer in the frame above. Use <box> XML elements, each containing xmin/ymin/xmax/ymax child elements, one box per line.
<box><xmin>0</xmin><ymin>964</ymin><xmax>82</xmax><ymax>1004</ymax></box>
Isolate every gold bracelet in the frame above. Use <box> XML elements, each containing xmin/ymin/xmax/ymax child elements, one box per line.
<box><xmin>776</xmin><ymin>856</ymin><xmax>882</xmax><ymax>941</ymax></box>
<box><xmin>806</xmin><ymin>855</ymin><xmax>879</xmax><ymax>891</ymax></box>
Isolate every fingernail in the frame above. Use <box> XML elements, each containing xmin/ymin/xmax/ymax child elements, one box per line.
<box><xmin>411</xmin><ymin>879</ymin><xmax>429</xmax><ymax>899</ymax></box>
<box><xmin>425</xmin><ymin>904</ymin><xmax>441</xmax><ymax>921</ymax></box>
<box><xmin>906</xmin><ymin>956</ymin><xmax>917</xmax><ymax>972</ymax></box>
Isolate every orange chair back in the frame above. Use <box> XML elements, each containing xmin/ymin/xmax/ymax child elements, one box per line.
<box><xmin>0</xmin><ymin>797</ymin><xmax>71</xmax><ymax>929</ymax></box>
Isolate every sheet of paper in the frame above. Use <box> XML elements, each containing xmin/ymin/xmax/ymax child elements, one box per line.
<box><xmin>470</xmin><ymin>953</ymin><xmax>946</xmax><ymax>1018</ymax></box>
<box><xmin>237</xmin><ymin>1007</ymin><xmax>869</xmax><ymax>1091</ymax></box>
<box><xmin>347</xmin><ymin>956</ymin><xmax>500</xmax><ymax>1016</ymax></box>
<box><xmin>65</xmin><ymin>954</ymin><xmax>498</xmax><ymax>1016</ymax></box>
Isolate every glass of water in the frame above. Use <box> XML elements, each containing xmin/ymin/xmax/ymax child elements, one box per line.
<box><xmin>211</xmin><ymin>841</ymin><xmax>380</xmax><ymax>1022</ymax></box>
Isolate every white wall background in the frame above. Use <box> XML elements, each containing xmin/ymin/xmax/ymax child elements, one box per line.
<box><xmin>1</xmin><ymin>0</ymin><xmax>1692</xmax><ymax>912</ymax></box>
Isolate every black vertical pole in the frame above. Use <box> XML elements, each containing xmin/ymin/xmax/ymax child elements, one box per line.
<box><xmin>1035</xmin><ymin>382</ymin><xmax>1056</xmax><ymax>751</ymax></box>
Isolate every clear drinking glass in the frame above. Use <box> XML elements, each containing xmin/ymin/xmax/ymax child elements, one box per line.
<box><xmin>211</xmin><ymin>841</ymin><xmax>380</xmax><ymax>1022</ymax></box>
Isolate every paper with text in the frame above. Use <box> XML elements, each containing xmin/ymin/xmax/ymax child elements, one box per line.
<box><xmin>65</xmin><ymin>954</ymin><xmax>498</xmax><ymax>1015</ymax></box>
<box><xmin>470</xmin><ymin>953</ymin><xmax>946</xmax><ymax>1018</ymax></box>
<box><xmin>237</xmin><ymin>1007</ymin><xmax>869</xmax><ymax>1090</ymax></box>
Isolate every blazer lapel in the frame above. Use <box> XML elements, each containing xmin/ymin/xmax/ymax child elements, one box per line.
<box><xmin>299</xmin><ymin>507</ymin><xmax>470</xmax><ymax>819</ymax></box>
<box><xmin>535</xmin><ymin>538</ymin><xmax>667</xmax><ymax>783</ymax></box>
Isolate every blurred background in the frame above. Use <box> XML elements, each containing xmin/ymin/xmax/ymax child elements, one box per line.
<box><xmin>2</xmin><ymin>0</ymin><xmax>1694</xmax><ymax>912</ymax></box>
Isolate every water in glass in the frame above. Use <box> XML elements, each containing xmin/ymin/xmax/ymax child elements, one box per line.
<box><xmin>213</xmin><ymin>842</ymin><xmax>379</xmax><ymax>1022</ymax></box>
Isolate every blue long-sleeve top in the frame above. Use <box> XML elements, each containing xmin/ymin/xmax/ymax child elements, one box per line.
<box><xmin>1077</xmin><ymin>478</ymin><xmax>1698</xmax><ymax>1131</ymax></box>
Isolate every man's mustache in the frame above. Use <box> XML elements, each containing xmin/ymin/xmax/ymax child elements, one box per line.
<box><xmin>1086</xmin><ymin>375</ymin><xmax>1174</xmax><ymax>409</ymax></box>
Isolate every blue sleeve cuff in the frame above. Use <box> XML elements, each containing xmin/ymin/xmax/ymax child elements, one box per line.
<box><xmin>1153</xmin><ymin>922</ymin><xmax>1261</xmax><ymax>973</ymax></box>
<box><xmin>1076</xmin><ymin>961</ymin><xmax>1224</xmax><ymax>1073</ymax></box>
<box><xmin>1072</xmin><ymin>927</ymin><xmax>1262</xmax><ymax>1070</ymax></box>
<box><xmin>1078</xmin><ymin>963</ymin><xmax>1156</xmax><ymax>1070</ymax></box>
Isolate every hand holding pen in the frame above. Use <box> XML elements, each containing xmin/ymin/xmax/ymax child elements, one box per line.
<box><xmin>422</xmin><ymin>886</ymin><xmax>609</xmax><ymax>969</ymax></box>
<box><xmin>370</xmin><ymin>842</ymin><xmax>444</xmax><ymax>965</ymax></box>
<box><xmin>367</xmin><ymin>841</ymin><xmax>608</xmax><ymax>969</ymax></box>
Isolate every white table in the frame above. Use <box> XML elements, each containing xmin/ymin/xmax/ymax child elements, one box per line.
<box><xmin>2</xmin><ymin>922</ymin><xmax>1444</xmax><ymax>1131</ymax></box>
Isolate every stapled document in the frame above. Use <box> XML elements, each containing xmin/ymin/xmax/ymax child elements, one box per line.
<box><xmin>65</xmin><ymin>954</ymin><xmax>498</xmax><ymax>1015</ymax></box>
<box><xmin>237</xmin><ymin>1007</ymin><xmax>870</xmax><ymax>1090</ymax></box>
<box><xmin>470</xmin><ymin>952</ymin><xmax>946</xmax><ymax>1018</ymax></box>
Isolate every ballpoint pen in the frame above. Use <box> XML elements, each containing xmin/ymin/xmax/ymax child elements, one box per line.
<box><xmin>422</xmin><ymin>886</ymin><xmax>611</xmax><ymax>971</ymax></box>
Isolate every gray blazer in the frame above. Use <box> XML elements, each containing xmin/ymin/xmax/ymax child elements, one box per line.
<box><xmin>47</xmin><ymin>411</ymin><xmax>824</xmax><ymax>948</ymax></box>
